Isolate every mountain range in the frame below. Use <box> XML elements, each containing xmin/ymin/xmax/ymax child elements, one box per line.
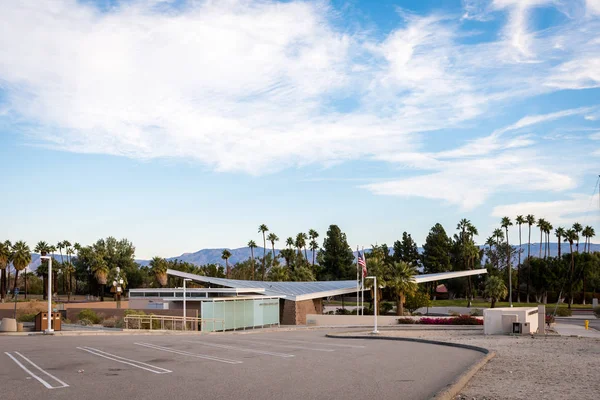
<box><xmin>19</xmin><ymin>242</ymin><xmax>600</xmax><ymax>272</ymax></box>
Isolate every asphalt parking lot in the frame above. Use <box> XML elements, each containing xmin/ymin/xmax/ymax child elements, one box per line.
<box><xmin>0</xmin><ymin>330</ymin><xmax>483</xmax><ymax>400</ymax></box>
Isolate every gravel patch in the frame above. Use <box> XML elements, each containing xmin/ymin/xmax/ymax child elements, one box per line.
<box><xmin>333</xmin><ymin>330</ymin><xmax>600</xmax><ymax>400</ymax></box>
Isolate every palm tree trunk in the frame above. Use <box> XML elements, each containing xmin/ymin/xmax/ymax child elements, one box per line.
<box><xmin>24</xmin><ymin>273</ymin><xmax>27</xmax><ymax>299</ymax></box>
<box><xmin>0</xmin><ymin>269</ymin><xmax>5</xmax><ymax>302</ymax></box>
<box><xmin>539</xmin><ymin>229</ymin><xmax>542</xmax><ymax>258</ymax></box>
<box><xmin>12</xmin><ymin>270</ymin><xmax>19</xmax><ymax>298</ymax></box>
<box><xmin>527</xmin><ymin>226</ymin><xmax>531</xmax><ymax>303</ymax></box>
<box><xmin>272</xmin><ymin>244</ymin><xmax>276</xmax><ymax>264</ymax></box>
<box><xmin>557</xmin><ymin>235</ymin><xmax>561</xmax><ymax>259</ymax></box>
<box><xmin>304</xmin><ymin>247</ymin><xmax>308</xmax><ymax>262</ymax></box>
<box><xmin>312</xmin><ymin>250</ymin><xmax>315</xmax><ymax>267</ymax></box>
<box><xmin>569</xmin><ymin>243</ymin><xmax>574</xmax><ymax>309</ymax></box>
<box><xmin>250</xmin><ymin>248</ymin><xmax>255</xmax><ymax>280</ymax></box>
<box><xmin>262</xmin><ymin>234</ymin><xmax>266</xmax><ymax>281</ymax></box>
<box><xmin>517</xmin><ymin>224</ymin><xmax>522</xmax><ymax>303</ymax></box>
<box><xmin>396</xmin><ymin>294</ymin><xmax>402</xmax><ymax>316</ymax></box>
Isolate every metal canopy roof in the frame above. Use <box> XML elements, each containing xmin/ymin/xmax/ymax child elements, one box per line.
<box><xmin>166</xmin><ymin>268</ymin><xmax>487</xmax><ymax>302</ymax></box>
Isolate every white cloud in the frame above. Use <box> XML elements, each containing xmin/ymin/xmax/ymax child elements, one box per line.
<box><xmin>491</xmin><ymin>194</ymin><xmax>600</xmax><ymax>226</ymax></box>
<box><xmin>587</xmin><ymin>0</ymin><xmax>600</xmax><ymax>15</ymax></box>
<box><xmin>0</xmin><ymin>0</ymin><xmax>598</xmax><ymax>179</ymax></box>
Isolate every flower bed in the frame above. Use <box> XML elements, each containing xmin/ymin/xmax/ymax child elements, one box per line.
<box><xmin>398</xmin><ymin>315</ymin><xmax>483</xmax><ymax>325</ymax></box>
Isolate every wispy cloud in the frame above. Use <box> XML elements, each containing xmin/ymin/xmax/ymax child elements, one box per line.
<box><xmin>491</xmin><ymin>194</ymin><xmax>600</xmax><ymax>226</ymax></box>
<box><xmin>0</xmin><ymin>0</ymin><xmax>598</xmax><ymax>182</ymax></box>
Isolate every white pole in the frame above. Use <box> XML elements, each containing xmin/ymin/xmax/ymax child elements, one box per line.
<box><xmin>366</xmin><ymin>276</ymin><xmax>378</xmax><ymax>334</ymax></box>
<box><xmin>183</xmin><ymin>279</ymin><xmax>187</xmax><ymax>331</ymax></box>
<box><xmin>41</xmin><ymin>256</ymin><xmax>53</xmax><ymax>333</ymax></box>
<box><xmin>356</xmin><ymin>246</ymin><xmax>359</xmax><ymax>315</ymax></box>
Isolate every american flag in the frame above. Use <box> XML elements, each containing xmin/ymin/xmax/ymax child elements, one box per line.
<box><xmin>358</xmin><ymin>252</ymin><xmax>367</xmax><ymax>278</ymax></box>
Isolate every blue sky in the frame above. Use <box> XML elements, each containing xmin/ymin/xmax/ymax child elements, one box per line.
<box><xmin>1</xmin><ymin>0</ymin><xmax>599</xmax><ymax>259</ymax></box>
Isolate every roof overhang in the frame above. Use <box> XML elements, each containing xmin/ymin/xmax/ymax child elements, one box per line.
<box><xmin>413</xmin><ymin>268</ymin><xmax>488</xmax><ymax>284</ymax></box>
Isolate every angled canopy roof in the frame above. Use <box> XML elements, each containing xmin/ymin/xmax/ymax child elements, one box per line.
<box><xmin>167</xmin><ymin>268</ymin><xmax>487</xmax><ymax>302</ymax></box>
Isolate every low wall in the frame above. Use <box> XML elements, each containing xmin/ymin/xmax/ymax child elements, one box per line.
<box><xmin>306</xmin><ymin>314</ymin><xmax>401</xmax><ymax>326</ymax></box>
<box><xmin>483</xmin><ymin>307</ymin><xmax>539</xmax><ymax>335</ymax></box>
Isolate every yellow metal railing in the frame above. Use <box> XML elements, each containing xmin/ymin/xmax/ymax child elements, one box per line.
<box><xmin>123</xmin><ymin>315</ymin><xmax>225</xmax><ymax>332</ymax></box>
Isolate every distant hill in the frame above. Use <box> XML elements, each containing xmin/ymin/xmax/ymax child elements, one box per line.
<box><xmin>21</xmin><ymin>242</ymin><xmax>599</xmax><ymax>272</ymax></box>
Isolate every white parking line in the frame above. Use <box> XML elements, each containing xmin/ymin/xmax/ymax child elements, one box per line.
<box><xmin>183</xmin><ymin>340</ymin><xmax>295</xmax><ymax>358</ymax></box>
<box><xmin>134</xmin><ymin>343</ymin><xmax>243</xmax><ymax>364</ymax></box>
<box><xmin>263</xmin><ymin>338</ymin><xmax>366</xmax><ymax>348</ymax></box>
<box><xmin>222</xmin><ymin>339</ymin><xmax>335</xmax><ymax>352</ymax></box>
<box><xmin>77</xmin><ymin>347</ymin><xmax>172</xmax><ymax>374</ymax></box>
<box><xmin>5</xmin><ymin>352</ymin><xmax>69</xmax><ymax>389</ymax></box>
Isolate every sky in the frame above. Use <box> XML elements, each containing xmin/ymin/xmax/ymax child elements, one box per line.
<box><xmin>1</xmin><ymin>0</ymin><xmax>600</xmax><ymax>259</ymax></box>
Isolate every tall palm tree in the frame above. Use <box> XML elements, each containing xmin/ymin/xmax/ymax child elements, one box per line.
<box><xmin>525</xmin><ymin>214</ymin><xmax>535</xmax><ymax>302</ymax></box>
<box><xmin>0</xmin><ymin>241</ymin><xmax>12</xmax><ymax>302</ymax></box>
<box><xmin>34</xmin><ymin>241</ymin><xmax>52</xmax><ymax>300</ymax></box>
<box><xmin>286</xmin><ymin>237</ymin><xmax>294</xmax><ymax>249</ymax></box>
<box><xmin>64</xmin><ymin>261</ymin><xmax>75</xmax><ymax>302</ymax></box>
<box><xmin>582</xmin><ymin>226</ymin><xmax>595</xmax><ymax>253</ymax></box>
<box><xmin>572</xmin><ymin>222</ymin><xmax>582</xmax><ymax>253</ymax></box>
<box><xmin>221</xmin><ymin>249</ymin><xmax>232</xmax><ymax>278</ymax></box>
<box><xmin>308</xmin><ymin>229</ymin><xmax>319</xmax><ymax>266</ymax></box>
<box><xmin>387</xmin><ymin>261</ymin><xmax>417</xmax><ymax>316</ymax></box>
<box><xmin>515</xmin><ymin>215</ymin><xmax>525</xmax><ymax>302</ymax></box>
<box><xmin>149</xmin><ymin>257</ymin><xmax>168</xmax><ymax>286</ymax></box>
<box><xmin>295</xmin><ymin>232</ymin><xmax>308</xmax><ymax>261</ymax></box>
<box><xmin>544</xmin><ymin>221</ymin><xmax>553</xmax><ymax>259</ymax></box>
<box><xmin>501</xmin><ymin>217</ymin><xmax>513</xmax><ymax>305</ymax></box>
<box><xmin>492</xmin><ymin>228</ymin><xmax>504</xmax><ymax>270</ymax></box>
<box><xmin>11</xmin><ymin>241</ymin><xmax>31</xmax><ymax>298</ymax></box>
<box><xmin>536</xmin><ymin>218</ymin><xmax>546</xmax><ymax>258</ymax></box>
<box><xmin>247</xmin><ymin>240</ymin><xmax>257</xmax><ymax>280</ymax></box>
<box><xmin>309</xmin><ymin>240</ymin><xmax>319</xmax><ymax>267</ymax></box>
<box><xmin>258</xmin><ymin>224</ymin><xmax>269</xmax><ymax>280</ymax></box>
<box><xmin>564</xmin><ymin>229</ymin><xmax>577</xmax><ymax>308</ymax></box>
<box><xmin>267</xmin><ymin>233</ymin><xmax>279</xmax><ymax>263</ymax></box>
<box><xmin>555</xmin><ymin>227</ymin><xmax>566</xmax><ymax>259</ymax></box>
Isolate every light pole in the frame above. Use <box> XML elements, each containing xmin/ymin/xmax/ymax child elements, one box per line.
<box><xmin>183</xmin><ymin>278</ymin><xmax>191</xmax><ymax>330</ymax></box>
<box><xmin>365</xmin><ymin>276</ymin><xmax>378</xmax><ymax>334</ymax></box>
<box><xmin>40</xmin><ymin>256</ymin><xmax>53</xmax><ymax>333</ymax></box>
<box><xmin>112</xmin><ymin>267</ymin><xmax>124</xmax><ymax>309</ymax></box>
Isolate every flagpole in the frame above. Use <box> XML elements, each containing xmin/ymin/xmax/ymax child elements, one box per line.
<box><xmin>361</xmin><ymin>246</ymin><xmax>365</xmax><ymax>316</ymax></box>
<box><xmin>356</xmin><ymin>245</ymin><xmax>359</xmax><ymax>316</ymax></box>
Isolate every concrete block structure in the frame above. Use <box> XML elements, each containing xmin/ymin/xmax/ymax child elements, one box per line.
<box><xmin>484</xmin><ymin>307</ymin><xmax>539</xmax><ymax>335</ymax></box>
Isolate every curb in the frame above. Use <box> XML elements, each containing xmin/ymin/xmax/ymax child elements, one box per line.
<box><xmin>326</xmin><ymin>332</ymin><xmax>495</xmax><ymax>400</ymax></box>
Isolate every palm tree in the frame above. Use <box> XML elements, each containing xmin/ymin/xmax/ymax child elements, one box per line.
<box><xmin>582</xmin><ymin>226</ymin><xmax>595</xmax><ymax>253</ymax></box>
<box><xmin>149</xmin><ymin>257</ymin><xmax>168</xmax><ymax>286</ymax></box>
<box><xmin>295</xmin><ymin>232</ymin><xmax>308</xmax><ymax>261</ymax></box>
<box><xmin>258</xmin><ymin>224</ymin><xmax>269</xmax><ymax>280</ymax></box>
<box><xmin>221</xmin><ymin>249</ymin><xmax>232</xmax><ymax>278</ymax></box>
<box><xmin>248</xmin><ymin>240</ymin><xmax>257</xmax><ymax>280</ymax></box>
<box><xmin>525</xmin><ymin>214</ymin><xmax>535</xmax><ymax>302</ymax></box>
<box><xmin>492</xmin><ymin>228</ymin><xmax>504</xmax><ymax>270</ymax></box>
<box><xmin>64</xmin><ymin>261</ymin><xmax>75</xmax><ymax>302</ymax></box>
<box><xmin>309</xmin><ymin>240</ymin><xmax>319</xmax><ymax>267</ymax></box>
<box><xmin>501</xmin><ymin>217</ymin><xmax>513</xmax><ymax>305</ymax></box>
<box><xmin>0</xmin><ymin>241</ymin><xmax>12</xmax><ymax>302</ymax></box>
<box><xmin>536</xmin><ymin>218</ymin><xmax>546</xmax><ymax>258</ymax></box>
<box><xmin>91</xmin><ymin>254</ymin><xmax>109</xmax><ymax>301</ymax></box>
<box><xmin>515</xmin><ymin>215</ymin><xmax>525</xmax><ymax>302</ymax></box>
<box><xmin>555</xmin><ymin>227</ymin><xmax>566</xmax><ymax>259</ymax></box>
<box><xmin>484</xmin><ymin>276</ymin><xmax>508</xmax><ymax>308</ymax></box>
<box><xmin>564</xmin><ymin>229</ymin><xmax>577</xmax><ymax>308</ymax></box>
<box><xmin>11</xmin><ymin>241</ymin><xmax>31</xmax><ymax>298</ymax></box>
<box><xmin>572</xmin><ymin>222</ymin><xmax>582</xmax><ymax>253</ymax></box>
<box><xmin>267</xmin><ymin>233</ymin><xmax>279</xmax><ymax>263</ymax></box>
<box><xmin>544</xmin><ymin>221</ymin><xmax>553</xmax><ymax>259</ymax></box>
<box><xmin>286</xmin><ymin>237</ymin><xmax>294</xmax><ymax>248</ymax></box>
<box><xmin>34</xmin><ymin>241</ymin><xmax>52</xmax><ymax>300</ymax></box>
<box><xmin>308</xmin><ymin>229</ymin><xmax>319</xmax><ymax>266</ymax></box>
<box><xmin>387</xmin><ymin>261</ymin><xmax>417</xmax><ymax>316</ymax></box>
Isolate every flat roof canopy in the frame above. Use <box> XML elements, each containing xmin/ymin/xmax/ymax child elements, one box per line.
<box><xmin>167</xmin><ymin>268</ymin><xmax>487</xmax><ymax>302</ymax></box>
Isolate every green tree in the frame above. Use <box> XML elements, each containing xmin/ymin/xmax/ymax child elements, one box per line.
<box><xmin>267</xmin><ymin>233</ymin><xmax>279</xmax><ymax>264</ymax></box>
<box><xmin>150</xmin><ymin>257</ymin><xmax>168</xmax><ymax>286</ymax></box>
<box><xmin>421</xmin><ymin>223</ymin><xmax>452</xmax><ymax>275</ymax></box>
<box><xmin>317</xmin><ymin>225</ymin><xmax>355</xmax><ymax>281</ymax></box>
<box><xmin>387</xmin><ymin>261</ymin><xmax>417</xmax><ymax>316</ymax></box>
<box><xmin>258</xmin><ymin>224</ymin><xmax>269</xmax><ymax>280</ymax></box>
<box><xmin>286</xmin><ymin>237</ymin><xmax>294</xmax><ymax>248</ymax></box>
<box><xmin>308</xmin><ymin>229</ymin><xmax>319</xmax><ymax>266</ymax></box>
<box><xmin>248</xmin><ymin>240</ymin><xmax>257</xmax><ymax>280</ymax></box>
<box><xmin>582</xmin><ymin>226</ymin><xmax>595</xmax><ymax>253</ymax></box>
<box><xmin>501</xmin><ymin>217</ymin><xmax>513</xmax><ymax>303</ymax></box>
<box><xmin>536</xmin><ymin>218</ymin><xmax>546</xmax><ymax>258</ymax></box>
<box><xmin>267</xmin><ymin>264</ymin><xmax>289</xmax><ymax>282</ymax></box>
<box><xmin>91</xmin><ymin>252</ymin><xmax>109</xmax><ymax>301</ymax></box>
<box><xmin>564</xmin><ymin>229</ymin><xmax>577</xmax><ymax>308</ymax></box>
<box><xmin>515</xmin><ymin>215</ymin><xmax>525</xmax><ymax>302</ymax></box>
<box><xmin>296</xmin><ymin>232</ymin><xmax>308</xmax><ymax>261</ymax></box>
<box><xmin>64</xmin><ymin>262</ymin><xmax>75</xmax><ymax>302</ymax></box>
<box><xmin>393</xmin><ymin>232</ymin><xmax>420</xmax><ymax>266</ymax></box>
<box><xmin>34</xmin><ymin>241</ymin><xmax>52</xmax><ymax>300</ymax></box>
<box><xmin>484</xmin><ymin>276</ymin><xmax>508</xmax><ymax>308</ymax></box>
<box><xmin>12</xmin><ymin>241</ymin><xmax>31</xmax><ymax>298</ymax></box>
<box><xmin>525</xmin><ymin>214</ymin><xmax>535</xmax><ymax>302</ymax></box>
<box><xmin>555</xmin><ymin>227</ymin><xmax>566</xmax><ymax>259</ymax></box>
<box><xmin>222</xmin><ymin>249</ymin><xmax>232</xmax><ymax>278</ymax></box>
<box><xmin>572</xmin><ymin>222</ymin><xmax>583</xmax><ymax>253</ymax></box>
<box><xmin>0</xmin><ymin>241</ymin><xmax>11</xmax><ymax>301</ymax></box>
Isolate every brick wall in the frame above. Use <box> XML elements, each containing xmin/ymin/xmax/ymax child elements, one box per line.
<box><xmin>280</xmin><ymin>298</ymin><xmax>324</xmax><ymax>325</ymax></box>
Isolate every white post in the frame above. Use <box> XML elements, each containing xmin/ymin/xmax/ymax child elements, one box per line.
<box><xmin>183</xmin><ymin>279</ymin><xmax>188</xmax><ymax>330</ymax></box>
<box><xmin>40</xmin><ymin>256</ymin><xmax>53</xmax><ymax>333</ymax></box>
<box><xmin>361</xmin><ymin>274</ymin><xmax>364</xmax><ymax>316</ymax></box>
<box><xmin>366</xmin><ymin>276</ymin><xmax>378</xmax><ymax>334</ymax></box>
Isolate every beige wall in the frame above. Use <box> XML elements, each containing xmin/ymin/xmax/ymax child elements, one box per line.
<box><xmin>306</xmin><ymin>314</ymin><xmax>403</xmax><ymax>326</ymax></box>
<box><xmin>281</xmin><ymin>299</ymin><xmax>324</xmax><ymax>325</ymax></box>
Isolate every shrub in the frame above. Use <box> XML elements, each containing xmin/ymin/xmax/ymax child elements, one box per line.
<box><xmin>397</xmin><ymin>317</ymin><xmax>417</xmax><ymax>324</ymax></box>
<box><xmin>545</xmin><ymin>314</ymin><xmax>555</xmax><ymax>325</ymax></box>
<box><xmin>380</xmin><ymin>302</ymin><xmax>394</xmax><ymax>315</ymax></box>
<box><xmin>404</xmin><ymin>291</ymin><xmax>431</xmax><ymax>313</ymax></box>
<box><xmin>77</xmin><ymin>309</ymin><xmax>101</xmax><ymax>324</ymax></box>
<box><xmin>469</xmin><ymin>309</ymin><xmax>483</xmax><ymax>317</ymax></box>
<box><xmin>593</xmin><ymin>306</ymin><xmax>600</xmax><ymax>319</ymax></box>
<box><xmin>419</xmin><ymin>315</ymin><xmax>483</xmax><ymax>325</ymax></box>
<box><xmin>15</xmin><ymin>300</ymin><xmax>53</xmax><ymax>322</ymax></box>
<box><xmin>17</xmin><ymin>313</ymin><xmax>37</xmax><ymax>323</ymax></box>
<box><xmin>335</xmin><ymin>308</ymin><xmax>352</xmax><ymax>315</ymax></box>
<box><xmin>79</xmin><ymin>318</ymin><xmax>93</xmax><ymax>326</ymax></box>
<box><xmin>555</xmin><ymin>307</ymin><xmax>572</xmax><ymax>317</ymax></box>
<box><xmin>102</xmin><ymin>317</ymin><xmax>118</xmax><ymax>328</ymax></box>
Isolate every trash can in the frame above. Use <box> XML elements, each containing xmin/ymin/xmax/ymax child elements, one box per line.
<box><xmin>512</xmin><ymin>322</ymin><xmax>522</xmax><ymax>334</ymax></box>
<box><xmin>34</xmin><ymin>312</ymin><xmax>62</xmax><ymax>332</ymax></box>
